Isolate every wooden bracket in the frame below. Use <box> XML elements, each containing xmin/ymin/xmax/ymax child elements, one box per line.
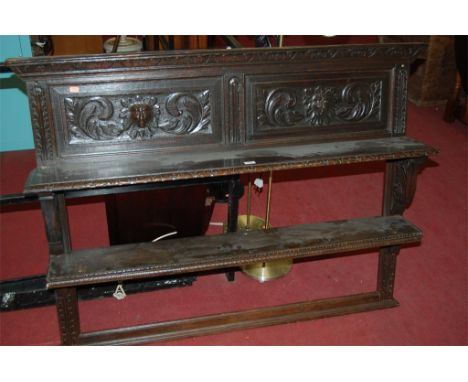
<box><xmin>377</xmin><ymin>157</ymin><xmax>428</xmax><ymax>300</ymax></box>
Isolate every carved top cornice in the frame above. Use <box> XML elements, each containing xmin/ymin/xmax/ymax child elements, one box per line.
<box><xmin>6</xmin><ymin>43</ymin><xmax>426</xmax><ymax>79</ymax></box>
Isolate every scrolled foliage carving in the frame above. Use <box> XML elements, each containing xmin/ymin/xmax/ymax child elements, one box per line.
<box><xmin>393</xmin><ymin>65</ymin><xmax>409</xmax><ymax>134</ymax></box>
<box><xmin>264</xmin><ymin>88</ymin><xmax>303</xmax><ymax>126</ymax></box>
<box><xmin>387</xmin><ymin>157</ymin><xmax>426</xmax><ymax>215</ymax></box>
<box><xmin>159</xmin><ymin>90</ymin><xmax>210</xmax><ymax>135</ymax></box>
<box><xmin>65</xmin><ymin>96</ymin><xmax>122</xmax><ymax>141</ymax></box>
<box><xmin>257</xmin><ymin>81</ymin><xmax>382</xmax><ymax>129</ymax></box>
<box><xmin>30</xmin><ymin>85</ymin><xmax>53</xmax><ymax>161</ymax></box>
<box><xmin>335</xmin><ymin>81</ymin><xmax>381</xmax><ymax>122</ymax></box>
<box><xmin>65</xmin><ymin>90</ymin><xmax>211</xmax><ymax>143</ymax></box>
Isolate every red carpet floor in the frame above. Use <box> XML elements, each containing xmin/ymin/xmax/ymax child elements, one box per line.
<box><xmin>0</xmin><ymin>103</ymin><xmax>466</xmax><ymax>345</ymax></box>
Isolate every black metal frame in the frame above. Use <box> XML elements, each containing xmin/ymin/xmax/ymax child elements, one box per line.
<box><xmin>0</xmin><ymin>175</ymin><xmax>243</xmax><ymax>311</ymax></box>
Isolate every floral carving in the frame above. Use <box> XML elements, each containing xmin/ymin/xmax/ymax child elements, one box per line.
<box><xmin>257</xmin><ymin>81</ymin><xmax>382</xmax><ymax>129</ymax></box>
<box><xmin>64</xmin><ymin>90</ymin><xmax>211</xmax><ymax>143</ymax></box>
<box><xmin>30</xmin><ymin>85</ymin><xmax>54</xmax><ymax>161</ymax></box>
<box><xmin>393</xmin><ymin>65</ymin><xmax>408</xmax><ymax>134</ymax></box>
<box><xmin>387</xmin><ymin>157</ymin><xmax>426</xmax><ymax>215</ymax></box>
<box><xmin>263</xmin><ymin>88</ymin><xmax>303</xmax><ymax>126</ymax></box>
<box><xmin>65</xmin><ymin>97</ymin><xmax>121</xmax><ymax>141</ymax></box>
<box><xmin>159</xmin><ymin>90</ymin><xmax>210</xmax><ymax>135</ymax></box>
<box><xmin>119</xmin><ymin>95</ymin><xmax>160</xmax><ymax>139</ymax></box>
<box><xmin>336</xmin><ymin>81</ymin><xmax>381</xmax><ymax>121</ymax></box>
<box><xmin>304</xmin><ymin>86</ymin><xmax>337</xmax><ymax>126</ymax></box>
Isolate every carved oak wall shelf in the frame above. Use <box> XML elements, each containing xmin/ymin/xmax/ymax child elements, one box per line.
<box><xmin>6</xmin><ymin>43</ymin><xmax>438</xmax><ymax>345</ymax></box>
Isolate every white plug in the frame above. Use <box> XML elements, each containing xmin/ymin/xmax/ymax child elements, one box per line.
<box><xmin>254</xmin><ymin>178</ymin><xmax>264</xmax><ymax>189</ymax></box>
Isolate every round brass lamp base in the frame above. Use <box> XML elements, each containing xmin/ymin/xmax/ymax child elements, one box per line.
<box><xmin>233</xmin><ymin>215</ymin><xmax>293</xmax><ymax>282</ymax></box>
<box><xmin>242</xmin><ymin>259</ymin><xmax>293</xmax><ymax>283</ymax></box>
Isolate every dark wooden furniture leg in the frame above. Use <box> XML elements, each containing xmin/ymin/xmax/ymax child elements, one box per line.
<box><xmin>39</xmin><ymin>193</ymin><xmax>77</xmax><ymax>344</ymax></box>
<box><xmin>55</xmin><ymin>287</ymin><xmax>80</xmax><ymax>345</ymax></box>
<box><xmin>377</xmin><ymin>157</ymin><xmax>426</xmax><ymax>300</ymax></box>
<box><xmin>39</xmin><ymin>193</ymin><xmax>71</xmax><ymax>255</ymax></box>
<box><xmin>225</xmin><ymin>176</ymin><xmax>242</xmax><ymax>282</ymax></box>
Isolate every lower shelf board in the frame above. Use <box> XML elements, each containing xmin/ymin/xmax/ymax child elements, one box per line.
<box><xmin>47</xmin><ymin>215</ymin><xmax>422</xmax><ymax>288</ymax></box>
<box><xmin>77</xmin><ymin>292</ymin><xmax>398</xmax><ymax>345</ymax></box>
<box><xmin>50</xmin><ymin>215</ymin><xmax>418</xmax><ymax>345</ymax></box>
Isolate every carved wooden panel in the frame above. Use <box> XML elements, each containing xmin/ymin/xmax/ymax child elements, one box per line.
<box><xmin>257</xmin><ymin>81</ymin><xmax>382</xmax><ymax>127</ymax></box>
<box><xmin>7</xmin><ymin>44</ymin><xmax>425</xmax><ymax>164</ymax></box>
<box><xmin>64</xmin><ymin>91</ymin><xmax>212</xmax><ymax>144</ymax></box>
<box><xmin>50</xmin><ymin>78</ymin><xmax>222</xmax><ymax>158</ymax></box>
<box><xmin>246</xmin><ymin>73</ymin><xmax>390</xmax><ymax>143</ymax></box>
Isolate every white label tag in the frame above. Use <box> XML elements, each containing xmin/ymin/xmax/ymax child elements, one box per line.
<box><xmin>243</xmin><ymin>160</ymin><xmax>256</xmax><ymax>165</ymax></box>
<box><xmin>113</xmin><ymin>284</ymin><xmax>126</xmax><ymax>300</ymax></box>
<box><xmin>254</xmin><ymin>178</ymin><xmax>264</xmax><ymax>189</ymax></box>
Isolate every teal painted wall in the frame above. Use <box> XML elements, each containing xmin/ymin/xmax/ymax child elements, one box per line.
<box><xmin>0</xmin><ymin>35</ymin><xmax>34</xmax><ymax>152</ymax></box>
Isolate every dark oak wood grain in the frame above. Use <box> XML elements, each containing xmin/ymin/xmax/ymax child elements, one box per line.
<box><xmin>7</xmin><ymin>44</ymin><xmax>438</xmax><ymax>345</ymax></box>
<box><xmin>55</xmin><ymin>287</ymin><xmax>80</xmax><ymax>345</ymax></box>
<box><xmin>47</xmin><ymin>215</ymin><xmax>421</xmax><ymax>288</ymax></box>
<box><xmin>77</xmin><ymin>292</ymin><xmax>397</xmax><ymax>346</ymax></box>
<box><xmin>7</xmin><ymin>44</ymin><xmax>427</xmax><ymax>167</ymax></box>
<box><xmin>25</xmin><ymin>136</ymin><xmax>436</xmax><ymax>193</ymax></box>
<box><xmin>6</xmin><ymin>44</ymin><xmax>426</xmax><ymax>78</ymax></box>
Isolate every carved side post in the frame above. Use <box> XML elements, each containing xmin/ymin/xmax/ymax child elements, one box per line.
<box><xmin>55</xmin><ymin>288</ymin><xmax>80</xmax><ymax>345</ymax></box>
<box><xmin>377</xmin><ymin>157</ymin><xmax>427</xmax><ymax>299</ymax></box>
<box><xmin>39</xmin><ymin>193</ymin><xmax>79</xmax><ymax>344</ymax></box>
